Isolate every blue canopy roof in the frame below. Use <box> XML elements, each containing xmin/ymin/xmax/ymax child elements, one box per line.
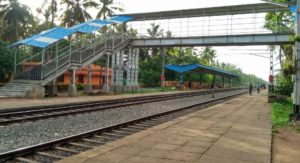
<box><xmin>10</xmin><ymin>27</ymin><xmax>76</xmax><ymax>48</ymax></box>
<box><xmin>10</xmin><ymin>15</ymin><xmax>133</xmax><ymax>48</ymax></box>
<box><xmin>70</xmin><ymin>16</ymin><xmax>133</xmax><ymax>33</ymax></box>
<box><xmin>70</xmin><ymin>19</ymin><xmax>111</xmax><ymax>33</ymax></box>
<box><xmin>165</xmin><ymin>64</ymin><xmax>239</xmax><ymax>78</ymax></box>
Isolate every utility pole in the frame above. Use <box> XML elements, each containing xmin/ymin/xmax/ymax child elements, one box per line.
<box><xmin>293</xmin><ymin>0</ymin><xmax>300</xmax><ymax>120</ymax></box>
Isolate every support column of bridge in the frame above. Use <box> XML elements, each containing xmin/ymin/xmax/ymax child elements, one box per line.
<box><xmin>124</xmin><ymin>48</ymin><xmax>133</xmax><ymax>92</ymax></box>
<box><xmin>132</xmin><ymin>49</ymin><xmax>139</xmax><ymax>92</ymax></box>
<box><xmin>48</xmin><ymin>79</ymin><xmax>58</xmax><ymax>97</ymax></box>
<box><xmin>102</xmin><ymin>53</ymin><xmax>110</xmax><ymax>93</ymax></box>
<box><xmin>113</xmin><ymin>51</ymin><xmax>124</xmax><ymax>93</ymax></box>
<box><xmin>68</xmin><ymin>69</ymin><xmax>78</xmax><ymax>97</ymax></box>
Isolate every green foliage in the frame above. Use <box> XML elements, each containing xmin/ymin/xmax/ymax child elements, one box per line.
<box><xmin>0</xmin><ymin>40</ymin><xmax>13</xmax><ymax>83</ymax></box>
<box><xmin>272</xmin><ymin>99</ymin><xmax>293</xmax><ymax>132</ymax></box>
<box><xmin>76</xmin><ymin>83</ymin><xmax>85</xmax><ymax>91</ymax></box>
<box><xmin>96</xmin><ymin>0</ymin><xmax>124</xmax><ymax>20</ymax></box>
<box><xmin>60</xmin><ymin>0</ymin><xmax>97</xmax><ymax>27</ymax></box>
<box><xmin>0</xmin><ymin>0</ymin><xmax>34</xmax><ymax>42</ymax></box>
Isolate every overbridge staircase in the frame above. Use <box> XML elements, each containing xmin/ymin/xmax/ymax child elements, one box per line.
<box><xmin>0</xmin><ymin>34</ymin><xmax>132</xmax><ymax>98</ymax></box>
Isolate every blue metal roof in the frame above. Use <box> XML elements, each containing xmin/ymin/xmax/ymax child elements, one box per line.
<box><xmin>70</xmin><ymin>16</ymin><xmax>133</xmax><ymax>33</ymax></box>
<box><xmin>70</xmin><ymin>19</ymin><xmax>111</xmax><ymax>33</ymax></box>
<box><xmin>165</xmin><ymin>64</ymin><xmax>239</xmax><ymax>78</ymax></box>
<box><xmin>107</xmin><ymin>15</ymin><xmax>133</xmax><ymax>23</ymax></box>
<box><xmin>10</xmin><ymin>15</ymin><xmax>133</xmax><ymax>48</ymax></box>
<box><xmin>10</xmin><ymin>27</ymin><xmax>76</xmax><ymax>48</ymax></box>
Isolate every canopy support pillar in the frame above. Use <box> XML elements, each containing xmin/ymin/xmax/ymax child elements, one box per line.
<box><xmin>68</xmin><ymin>69</ymin><xmax>78</xmax><ymax>97</ymax></box>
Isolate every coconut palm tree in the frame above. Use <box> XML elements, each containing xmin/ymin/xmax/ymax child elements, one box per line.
<box><xmin>39</xmin><ymin>0</ymin><xmax>58</xmax><ymax>26</ymax></box>
<box><xmin>147</xmin><ymin>23</ymin><xmax>164</xmax><ymax>38</ymax></box>
<box><xmin>60</xmin><ymin>0</ymin><xmax>97</xmax><ymax>27</ymax></box>
<box><xmin>199</xmin><ymin>47</ymin><xmax>217</xmax><ymax>66</ymax></box>
<box><xmin>96</xmin><ymin>0</ymin><xmax>123</xmax><ymax>20</ymax></box>
<box><xmin>0</xmin><ymin>0</ymin><xmax>33</xmax><ymax>42</ymax></box>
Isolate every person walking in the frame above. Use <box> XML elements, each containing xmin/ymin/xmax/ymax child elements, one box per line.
<box><xmin>249</xmin><ymin>82</ymin><xmax>253</xmax><ymax>95</ymax></box>
<box><xmin>256</xmin><ymin>83</ymin><xmax>260</xmax><ymax>94</ymax></box>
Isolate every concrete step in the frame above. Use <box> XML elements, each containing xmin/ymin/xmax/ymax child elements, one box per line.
<box><xmin>0</xmin><ymin>80</ymin><xmax>44</xmax><ymax>98</ymax></box>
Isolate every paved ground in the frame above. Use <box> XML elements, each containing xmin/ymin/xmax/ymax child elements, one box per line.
<box><xmin>57</xmin><ymin>93</ymin><xmax>271</xmax><ymax>163</ymax></box>
<box><xmin>0</xmin><ymin>90</ymin><xmax>197</xmax><ymax>112</ymax></box>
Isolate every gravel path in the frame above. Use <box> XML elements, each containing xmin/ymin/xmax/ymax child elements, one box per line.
<box><xmin>0</xmin><ymin>90</ymin><xmax>245</xmax><ymax>153</ymax></box>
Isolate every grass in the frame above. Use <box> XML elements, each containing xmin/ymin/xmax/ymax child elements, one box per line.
<box><xmin>272</xmin><ymin>98</ymin><xmax>293</xmax><ymax>133</ymax></box>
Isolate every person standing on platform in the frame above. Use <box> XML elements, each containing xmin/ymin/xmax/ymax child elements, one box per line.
<box><xmin>256</xmin><ymin>83</ymin><xmax>260</xmax><ymax>94</ymax></box>
<box><xmin>249</xmin><ymin>82</ymin><xmax>253</xmax><ymax>95</ymax></box>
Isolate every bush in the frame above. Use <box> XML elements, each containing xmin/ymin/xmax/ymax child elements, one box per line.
<box><xmin>76</xmin><ymin>83</ymin><xmax>85</xmax><ymax>91</ymax></box>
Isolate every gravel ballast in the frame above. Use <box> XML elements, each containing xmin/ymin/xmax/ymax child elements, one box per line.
<box><xmin>0</xmin><ymin>90</ymin><xmax>245</xmax><ymax>153</ymax></box>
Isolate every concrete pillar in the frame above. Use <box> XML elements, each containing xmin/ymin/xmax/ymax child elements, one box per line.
<box><xmin>85</xmin><ymin>65</ymin><xmax>93</xmax><ymax>94</ymax></box>
<box><xmin>132</xmin><ymin>49</ymin><xmax>139</xmax><ymax>92</ymax></box>
<box><xmin>68</xmin><ymin>69</ymin><xmax>78</xmax><ymax>97</ymax></box>
<box><xmin>48</xmin><ymin>79</ymin><xmax>58</xmax><ymax>96</ymax></box>
<box><xmin>125</xmin><ymin>48</ymin><xmax>133</xmax><ymax>92</ymax></box>
<box><xmin>230</xmin><ymin>78</ymin><xmax>233</xmax><ymax>88</ymax></box>
<box><xmin>115</xmin><ymin>50</ymin><xmax>124</xmax><ymax>93</ymax></box>
<box><xmin>293</xmin><ymin>0</ymin><xmax>300</xmax><ymax>120</ymax></box>
<box><xmin>102</xmin><ymin>53</ymin><xmax>110</xmax><ymax>93</ymax></box>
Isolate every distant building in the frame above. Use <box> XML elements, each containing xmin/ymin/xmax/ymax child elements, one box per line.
<box><xmin>57</xmin><ymin>64</ymin><xmax>112</xmax><ymax>88</ymax></box>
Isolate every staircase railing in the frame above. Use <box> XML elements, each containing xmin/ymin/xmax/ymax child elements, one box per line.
<box><xmin>14</xmin><ymin>33</ymin><xmax>132</xmax><ymax>83</ymax></box>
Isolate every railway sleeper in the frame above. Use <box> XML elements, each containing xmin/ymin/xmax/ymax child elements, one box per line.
<box><xmin>67</xmin><ymin>142</ymin><xmax>95</xmax><ymax>149</ymax></box>
<box><xmin>82</xmin><ymin>138</ymin><xmax>105</xmax><ymax>145</ymax></box>
<box><xmin>94</xmin><ymin>135</ymin><xmax>116</xmax><ymax>141</ymax></box>
<box><xmin>15</xmin><ymin>157</ymin><xmax>40</xmax><ymax>163</ymax></box>
<box><xmin>101</xmin><ymin>132</ymin><xmax>125</xmax><ymax>138</ymax></box>
<box><xmin>36</xmin><ymin>152</ymin><xmax>64</xmax><ymax>159</ymax></box>
<box><xmin>54</xmin><ymin>147</ymin><xmax>79</xmax><ymax>154</ymax></box>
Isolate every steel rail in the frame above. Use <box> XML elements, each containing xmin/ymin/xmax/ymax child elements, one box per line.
<box><xmin>0</xmin><ymin>89</ymin><xmax>240</xmax><ymax>126</ymax></box>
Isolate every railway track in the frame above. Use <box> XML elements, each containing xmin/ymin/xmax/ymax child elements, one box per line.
<box><xmin>0</xmin><ymin>89</ymin><xmax>247</xmax><ymax>163</ymax></box>
<box><xmin>0</xmin><ymin>88</ymin><xmax>240</xmax><ymax>126</ymax></box>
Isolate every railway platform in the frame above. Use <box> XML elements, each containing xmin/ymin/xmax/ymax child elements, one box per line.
<box><xmin>57</xmin><ymin>93</ymin><xmax>271</xmax><ymax>163</ymax></box>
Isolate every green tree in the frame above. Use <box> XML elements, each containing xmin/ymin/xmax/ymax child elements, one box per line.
<box><xmin>199</xmin><ymin>47</ymin><xmax>217</xmax><ymax>66</ymax></box>
<box><xmin>60</xmin><ymin>0</ymin><xmax>97</xmax><ymax>27</ymax></box>
<box><xmin>147</xmin><ymin>23</ymin><xmax>164</xmax><ymax>38</ymax></box>
<box><xmin>0</xmin><ymin>0</ymin><xmax>33</xmax><ymax>42</ymax></box>
<box><xmin>37</xmin><ymin>0</ymin><xmax>58</xmax><ymax>28</ymax></box>
<box><xmin>265</xmin><ymin>0</ymin><xmax>294</xmax><ymax>88</ymax></box>
<box><xmin>0</xmin><ymin>40</ymin><xmax>13</xmax><ymax>83</ymax></box>
<box><xmin>96</xmin><ymin>0</ymin><xmax>123</xmax><ymax>20</ymax></box>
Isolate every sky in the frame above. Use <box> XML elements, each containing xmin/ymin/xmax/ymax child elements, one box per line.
<box><xmin>18</xmin><ymin>0</ymin><xmax>279</xmax><ymax>81</ymax></box>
